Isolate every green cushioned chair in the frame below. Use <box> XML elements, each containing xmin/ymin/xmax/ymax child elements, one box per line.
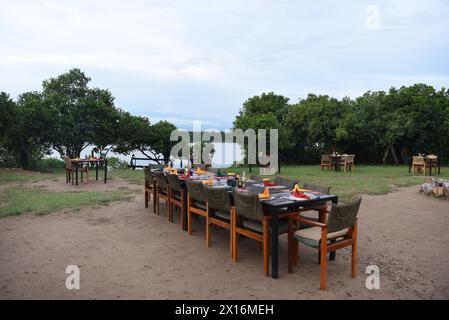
<box><xmin>167</xmin><ymin>173</ymin><xmax>186</xmax><ymax>226</ymax></box>
<box><xmin>203</xmin><ymin>186</ymin><xmax>233</xmax><ymax>255</ymax></box>
<box><xmin>288</xmin><ymin>196</ymin><xmax>362</xmax><ymax>290</ymax></box>
<box><xmin>232</xmin><ymin>190</ymin><xmax>293</xmax><ymax>276</ymax></box>
<box><xmin>154</xmin><ymin>171</ymin><xmax>169</xmax><ymax>217</ymax></box>
<box><xmin>144</xmin><ymin>167</ymin><xmax>156</xmax><ymax>213</ymax></box>
<box><xmin>185</xmin><ymin>180</ymin><xmax>208</xmax><ymax>237</ymax></box>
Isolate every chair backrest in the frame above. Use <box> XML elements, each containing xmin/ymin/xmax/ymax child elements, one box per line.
<box><xmin>193</xmin><ymin>163</ymin><xmax>207</xmax><ymax>170</ymax></box>
<box><xmin>207</xmin><ymin>167</ymin><xmax>218</xmax><ymax>174</ymax></box>
<box><xmin>346</xmin><ymin>155</ymin><xmax>355</xmax><ymax>163</ymax></box>
<box><xmin>321</xmin><ymin>154</ymin><xmax>331</xmax><ymax>162</ymax></box>
<box><xmin>144</xmin><ymin>167</ymin><xmax>154</xmax><ymax>185</ymax></box>
<box><xmin>186</xmin><ymin>180</ymin><xmax>207</xmax><ymax>202</ymax></box>
<box><xmin>327</xmin><ymin>197</ymin><xmax>362</xmax><ymax>233</ymax></box>
<box><xmin>250</xmin><ymin>175</ymin><xmax>263</xmax><ymax>183</ymax></box>
<box><xmin>233</xmin><ymin>190</ymin><xmax>264</xmax><ymax>221</ymax></box>
<box><xmin>274</xmin><ymin>176</ymin><xmax>299</xmax><ymax>190</ymax></box>
<box><xmin>167</xmin><ymin>173</ymin><xmax>183</xmax><ymax>192</ymax></box>
<box><xmin>148</xmin><ymin>164</ymin><xmax>164</xmax><ymax>170</ymax></box>
<box><xmin>413</xmin><ymin>156</ymin><xmax>425</xmax><ymax>165</ymax></box>
<box><xmin>64</xmin><ymin>156</ymin><xmax>72</xmax><ymax>169</ymax></box>
<box><xmin>154</xmin><ymin>171</ymin><xmax>169</xmax><ymax>191</ymax></box>
<box><xmin>302</xmin><ymin>183</ymin><xmax>330</xmax><ymax>195</ymax></box>
<box><xmin>203</xmin><ymin>186</ymin><xmax>231</xmax><ymax>212</ymax></box>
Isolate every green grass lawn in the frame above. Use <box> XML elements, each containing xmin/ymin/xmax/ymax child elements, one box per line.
<box><xmin>0</xmin><ymin>169</ymin><xmax>137</xmax><ymax>217</ymax></box>
<box><xmin>0</xmin><ymin>169</ymin><xmax>65</xmax><ymax>184</ymax></box>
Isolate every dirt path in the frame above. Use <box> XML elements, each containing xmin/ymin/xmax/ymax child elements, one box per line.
<box><xmin>1</xmin><ymin>181</ymin><xmax>448</xmax><ymax>299</ymax></box>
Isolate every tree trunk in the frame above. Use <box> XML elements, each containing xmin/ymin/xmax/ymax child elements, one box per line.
<box><xmin>390</xmin><ymin>145</ymin><xmax>399</xmax><ymax>165</ymax></box>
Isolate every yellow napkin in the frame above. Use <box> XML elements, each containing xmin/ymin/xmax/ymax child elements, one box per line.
<box><xmin>259</xmin><ymin>188</ymin><xmax>270</xmax><ymax>199</ymax></box>
<box><xmin>202</xmin><ymin>179</ymin><xmax>214</xmax><ymax>185</ymax></box>
<box><xmin>196</xmin><ymin>168</ymin><xmax>206</xmax><ymax>175</ymax></box>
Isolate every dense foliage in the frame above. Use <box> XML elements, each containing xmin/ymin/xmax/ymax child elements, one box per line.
<box><xmin>234</xmin><ymin>85</ymin><xmax>449</xmax><ymax>164</ymax></box>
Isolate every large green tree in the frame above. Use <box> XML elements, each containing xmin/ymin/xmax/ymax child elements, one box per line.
<box><xmin>42</xmin><ymin>68</ymin><xmax>121</xmax><ymax>158</ymax></box>
<box><xmin>0</xmin><ymin>92</ymin><xmax>54</xmax><ymax>168</ymax></box>
<box><xmin>114</xmin><ymin>113</ymin><xmax>177</xmax><ymax>164</ymax></box>
<box><xmin>233</xmin><ymin>92</ymin><xmax>293</xmax><ymax>163</ymax></box>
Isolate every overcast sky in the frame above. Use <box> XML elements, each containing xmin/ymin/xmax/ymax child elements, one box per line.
<box><xmin>1</xmin><ymin>0</ymin><xmax>448</xmax><ymax>130</ymax></box>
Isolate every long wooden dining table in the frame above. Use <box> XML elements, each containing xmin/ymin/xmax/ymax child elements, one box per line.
<box><xmin>160</xmin><ymin>171</ymin><xmax>338</xmax><ymax>279</ymax></box>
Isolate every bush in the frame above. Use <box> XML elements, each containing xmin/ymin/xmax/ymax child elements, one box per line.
<box><xmin>35</xmin><ymin>158</ymin><xmax>65</xmax><ymax>170</ymax></box>
<box><xmin>106</xmin><ymin>157</ymin><xmax>128</xmax><ymax>169</ymax></box>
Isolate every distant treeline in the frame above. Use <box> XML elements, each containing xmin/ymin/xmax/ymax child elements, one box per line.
<box><xmin>233</xmin><ymin>86</ymin><xmax>449</xmax><ymax>165</ymax></box>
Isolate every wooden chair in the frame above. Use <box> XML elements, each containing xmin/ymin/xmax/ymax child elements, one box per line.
<box><xmin>154</xmin><ymin>172</ymin><xmax>170</xmax><ymax>218</ymax></box>
<box><xmin>203</xmin><ymin>186</ymin><xmax>233</xmax><ymax>256</ymax></box>
<box><xmin>427</xmin><ymin>155</ymin><xmax>438</xmax><ymax>174</ymax></box>
<box><xmin>64</xmin><ymin>156</ymin><xmax>73</xmax><ymax>183</ymax></box>
<box><xmin>412</xmin><ymin>156</ymin><xmax>427</xmax><ymax>175</ymax></box>
<box><xmin>338</xmin><ymin>154</ymin><xmax>355</xmax><ymax>172</ymax></box>
<box><xmin>65</xmin><ymin>157</ymin><xmax>88</xmax><ymax>184</ymax></box>
<box><xmin>288</xmin><ymin>197</ymin><xmax>362</xmax><ymax>290</ymax></box>
<box><xmin>167</xmin><ymin>173</ymin><xmax>186</xmax><ymax>225</ymax></box>
<box><xmin>296</xmin><ymin>183</ymin><xmax>331</xmax><ymax>226</ymax></box>
<box><xmin>321</xmin><ymin>154</ymin><xmax>332</xmax><ymax>171</ymax></box>
<box><xmin>232</xmin><ymin>191</ymin><xmax>292</xmax><ymax>276</ymax></box>
<box><xmin>185</xmin><ymin>180</ymin><xmax>209</xmax><ymax>241</ymax></box>
<box><xmin>144</xmin><ymin>168</ymin><xmax>156</xmax><ymax>213</ymax></box>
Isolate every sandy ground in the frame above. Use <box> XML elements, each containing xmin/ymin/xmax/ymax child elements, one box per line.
<box><xmin>1</xmin><ymin>177</ymin><xmax>449</xmax><ymax>300</ymax></box>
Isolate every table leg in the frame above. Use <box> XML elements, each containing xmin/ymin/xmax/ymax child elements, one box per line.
<box><xmin>96</xmin><ymin>162</ymin><xmax>99</xmax><ymax>180</ymax></box>
<box><xmin>104</xmin><ymin>161</ymin><xmax>108</xmax><ymax>183</ymax></box>
<box><xmin>270</xmin><ymin>207</ymin><xmax>279</xmax><ymax>279</ymax></box>
<box><xmin>182</xmin><ymin>190</ymin><xmax>188</xmax><ymax>231</ymax></box>
<box><xmin>75</xmin><ymin>165</ymin><xmax>79</xmax><ymax>186</ymax></box>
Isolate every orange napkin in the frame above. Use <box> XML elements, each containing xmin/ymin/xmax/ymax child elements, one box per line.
<box><xmin>292</xmin><ymin>184</ymin><xmax>311</xmax><ymax>193</ymax></box>
<box><xmin>259</xmin><ymin>188</ymin><xmax>270</xmax><ymax>199</ymax></box>
<box><xmin>202</xmin><ymin>179</ymin><xmax>214</xmax><ymax>185</ymax></box>
<box><xmin>196</xmin><ymin>168</ymin><xmax>206</xmax><ymax>175</ymax></box>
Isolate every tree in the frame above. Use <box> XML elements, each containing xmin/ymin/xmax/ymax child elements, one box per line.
<box><xmin>0</xmin><ymin>92</ymin><xmax>18</xmax><ymax>167</ymax></box>
<box><xmin>42</xmin><ymin>68</ymin><xmax>121</xmax><ymax>158</ymax></box>
<box><xmin>0</xmin><ymin>92</ymin><xmax>54</xmax><ymax>168</ymax></box>
<box><xmin>114</xmin><ymin>113</ymin><xmax>177</xmax><ymax>164</ymax></box>
<box><xmin>147</xmin><ymin>121</ymin><xmax>178</xmax><ymax>164</ymax></box>
<box><xmin>233</xmin><ymin>92</ymin><xmax>293</xmax><ymax>163</ymax></box>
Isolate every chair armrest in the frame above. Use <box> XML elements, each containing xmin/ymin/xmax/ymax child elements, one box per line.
<box><xmin>288</xmin><ymin>215</ymin><xmax>327</xmax><ymax>228</ymax></box>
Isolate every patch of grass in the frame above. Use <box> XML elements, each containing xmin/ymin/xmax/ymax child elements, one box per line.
<box><xmin>111</xmin><ymin>168</ymin><xmax>144</xmax><ymax>184</ymax></box>
<box><xmin>0</xmin><ymin>169</ymin><xmax>64</xmax><ymax>184</ymax></box>
<box><xmin>0</xmin><ymin>186</ymin><xmax>132</xmax><ymax>217</ymax></box>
